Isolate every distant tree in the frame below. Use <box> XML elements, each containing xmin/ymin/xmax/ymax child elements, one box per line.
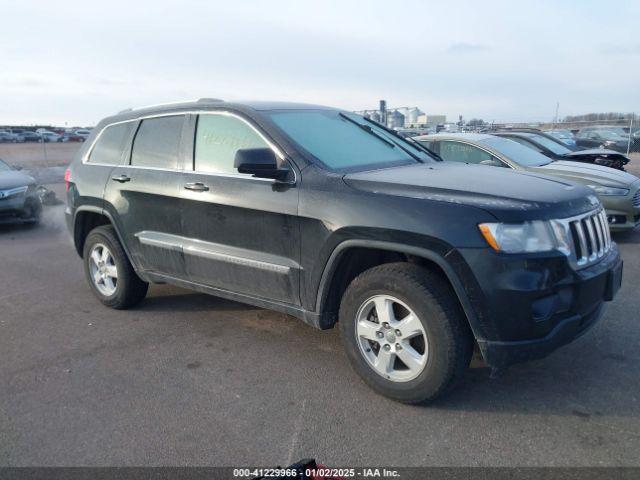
<box><xmin>467</xmin><ymin>118</ymin><xmax>485</xmax><ymax>127</ymax></box>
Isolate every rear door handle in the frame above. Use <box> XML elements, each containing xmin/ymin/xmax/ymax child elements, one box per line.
<box><xmin>111</xmin><ymin>174</ymin><xmax>131</xmax><ymax>183</ymax></box>
<box><xmin>184</xmin><ymin>182</ymin><xmax>210</xmax><ymax>192</ymax></box>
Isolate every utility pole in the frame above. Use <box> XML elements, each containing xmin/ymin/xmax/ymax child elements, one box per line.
<box><xmin>627</xmin><ymin>115</ymin><xmax>634</xmax><ymax>156</ymax></box>
<box><xmin>553</xmin><ymin>101</ymin><xmax>559</xmax><ymax>129</ymax></box>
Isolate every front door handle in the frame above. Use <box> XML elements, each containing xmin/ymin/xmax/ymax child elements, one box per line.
<box><xmin>184</xmin><ymin>182</ymin><xmax>210</xmax><ymax>192</ymax></box>
<box><xmin>111</xmin><ymin>174</ymin><xmax>131</xmax><ymax>183</ymax></box>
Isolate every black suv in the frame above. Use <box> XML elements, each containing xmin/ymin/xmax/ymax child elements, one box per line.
<box><xmin>65</xmin><ymin>99</ymin><xmax>623</xmax><ymax>403</ymax></box>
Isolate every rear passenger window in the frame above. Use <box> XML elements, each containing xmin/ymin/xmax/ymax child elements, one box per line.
<box><xmin>439</xmin><ymin>141</ymin><xmax>493</xmax><ymax>165</ymax></box>
<box><xmin>88</xmin><ymin>122</ymin><xmax>134</xmax><ymax>165</ymax></box>
<box><xmin>131</xmin><ymin>115</ymin><xmax>184</xmax><ymax>169</ymax></box>
<box><xmin>194</xmin><ymin>114</ymin><xmax>269</xmax><ymax>174</ymax></box>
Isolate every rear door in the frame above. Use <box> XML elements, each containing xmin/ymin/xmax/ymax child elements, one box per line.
<box><xmin>179</xmin><ymin>112</ymin><xmax>301</xmax><ymax>305</ymax></box>
<box><xmin>72</xmin><ymin>121</ymin><xmax>135</xmax><ymax>215</ymax></box>
<box><xmin>104</xmin><ymin>114</ymin><xmax>188</xmax><ymax>278</ymax></box>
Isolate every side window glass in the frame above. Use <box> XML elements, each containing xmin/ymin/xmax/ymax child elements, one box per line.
<box><xmin>131</xmin><ymin>115</ymin><xmax>184</xmax><ymax>169</ymax></box>
<box><xmin>194</xmin><ymin>114</ymin><xmax>269</xmax><ymax>174</ymax></box>
<box><xmin>87</xmin><ymin>122</ymin><xmax>134</xmax><ymax>165</ymax></box>
<box><xmin>420</xmin><ymin>140</ymin><xmax>436</xmax><ymax>152</ymax></box>
<box><xmin>509</xmin><ymin>137</ymin><xmax>544</xmax><ymax>152</ymax></box>
<box><xmin>439</xmin><ymin>141</ymin><xmax>496</xmax><ymax>165</ymax></box>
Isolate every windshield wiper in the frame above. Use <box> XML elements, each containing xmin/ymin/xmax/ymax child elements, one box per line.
<box><xmin>406</xmin><ymin>137</ymin><xmax>444</xmax><ymax>162</ymax></box>
<box><xmin>361</xmin><ymin>116</ymin><xmax>438</xmax><ymax>161</ymax></box>
<box><xmin>338</xmin><ymin>112</ymin><xmax>397</xmax><ymax>149</ymax></box>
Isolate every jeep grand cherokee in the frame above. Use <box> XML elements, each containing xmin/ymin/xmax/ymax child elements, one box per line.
<box><xmin>65</xmin><ymin>99</ymin><xmax>623</xmax><ymax>403</ymax></box>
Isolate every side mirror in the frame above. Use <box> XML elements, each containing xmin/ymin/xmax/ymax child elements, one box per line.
<box><xmin>234</xmin><ymin>148</ymin><xmax>289</xmax><ymax>180</ymax></box>
<box><xmin>12</xmin><ymin>164</ymin><xmax>23</xmax><ymax>171</ymax></box>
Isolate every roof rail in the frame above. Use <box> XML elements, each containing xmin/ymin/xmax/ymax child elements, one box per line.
<box><xmin>197</xmin><ymin>98</ymin><xmax>224</xmax><ymax>103</ymax></box>
<box><xmin>118</xmin><ymin>108</ymin><xmax>133</xmax><ymax>114</ymax></box>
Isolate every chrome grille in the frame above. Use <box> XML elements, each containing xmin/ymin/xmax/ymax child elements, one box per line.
<box><xmin>633</xmin><ymin>189</ymin><xmax>640</xmax><ymax>207</ymax></box>
<box><xmin>566</xmin><ymin>209</ymin><xmax>611</xmax><ymax>268</ymax></box>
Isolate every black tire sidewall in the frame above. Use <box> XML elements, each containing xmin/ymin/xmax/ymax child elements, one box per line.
<box><xmin>339</xmin><ymin>265</ymin><xmax>467</xmax><ymax>403</ymax></box>
<box><xmin>83</xmin><ymin>228</ymin><xmax>130</xmax><ymax>307</ymax></box>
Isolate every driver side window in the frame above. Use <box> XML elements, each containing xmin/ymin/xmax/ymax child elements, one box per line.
<box><xmin>194</xmin><ymin>114</ymin><xmax>270</xmax><ymax>174</ymax></box>
<box><xmin>438</xmin><ymin>141</ymin><xmax>503</xmax><ymax>166</ymax></box>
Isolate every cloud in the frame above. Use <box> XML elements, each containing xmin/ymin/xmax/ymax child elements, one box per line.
<box><xmin>447</xmin><ymin>43</ymin><xmax>490</xmax><ymax>54</ymax></box>
<box><xmin>0</xmin><ymin>76</ymin><xmax>50</xmax><ymax>88</ymax></box>
<box><xmin>599</xmin><ymin>44</ymin><xmax>640</xmax><ymax>55</ymax></box>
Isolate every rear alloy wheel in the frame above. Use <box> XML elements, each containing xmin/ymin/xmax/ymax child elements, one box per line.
<box><xmin>83</xmin><ymin>225</ymin><xmax>148</xmax><ymax>309</ymax></box>
<box><xmin>88</xmin><ymin>243</ymin><xmax>119</xmax><ymax>297</ymax></box>
<box><xmin>339</xmin><ymin>263</ymin><xmax>473</xmax><ymax>404</ymax></box>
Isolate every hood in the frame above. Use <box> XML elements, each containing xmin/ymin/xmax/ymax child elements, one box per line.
<box><xmin>0</xmin><ymin>170</ymin><xmax>36</xmax><ymax>190</ymax></box>
<box><xmin>564</xmin><ymin>148</ymin><xmax>629</xmax><ymax>164</ymax></box>
<box><xmin>343</xmin><ymin>162</ymin><xmax>600</xmax><ymax>222</ymax></box>
<box><xmin>533</xmin><ymin>160</ymin><xmax>638</xmax><ymax>188</ymax></box>
<box><xmin>565</xmin><ymin>148</ymin><xmax>627</xmax><ymax>158</ymax></box>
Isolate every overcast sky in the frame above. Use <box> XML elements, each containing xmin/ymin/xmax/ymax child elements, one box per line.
<box><xmin>1</xmin><ymin>0</ymin><xmax>638</xmax><ymax>126</ymax></box>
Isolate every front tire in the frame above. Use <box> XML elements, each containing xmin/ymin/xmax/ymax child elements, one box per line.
<box><xmin>83</xmin><ymin>225</ymin><xmax>148</xmax><ymax>309</ymax></box>
<box><xmin>339</xmin><ymin>263</ymin><xmax>473</xmax><ymax>404</ymax></box>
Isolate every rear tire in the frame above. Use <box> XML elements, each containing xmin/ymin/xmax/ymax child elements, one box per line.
<box><xmin>83</xmin><ymin>225</ymin><xmax>148</xmax><ymax>309</ymax></box>
<box><xmin>339</xmin><ymin>262</ymin><xmax>473</xmax><ymax>404</ymax></box>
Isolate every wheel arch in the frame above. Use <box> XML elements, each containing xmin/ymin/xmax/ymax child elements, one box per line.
<box><xmin>72</xmin><ymin>207</ymin><xmax>135</xmax><ymax>267</ymax></box>
<box><xmin>315</xmin><ymin>240</ymin><xmax>482</xmax><ymax>340</ymax></box>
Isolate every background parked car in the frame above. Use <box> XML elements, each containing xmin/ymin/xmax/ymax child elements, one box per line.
<box><xmin>493</xmin><ymin>130</ymin><xmax>630</xmax><ymax>171</ymax></box>
<box><xmin>59</xmin><ymin>129</ymin><xmax>90</xmax><ymax>142</ymax></box>
<box><xmin>0</xmin><ymin>158</ymin><xmax>42</xmax><ymax>224</ymax></box>
<box><xmin>17</xmin><ymin>131</ymin><xmax>41</xmax><ymax>142</ymax></box>
<box><xmin>575</xmin><ymin>126</ymin><xmax>630</xmax><ymax>152</ymax></box>
<box><xmin>37</xmin><ymin>131</ymin><xmax>61</xmax><ymax>143</ymax></box>
<box><xmin>0</xmin><ymin>130</ymin><xmax>21</xmax><ymax>143</ymax></box>
<box><xmin>546</xmin><ymin>129</ymin><xmax>576</xmax><ymax>146</ymax></box>
<box><xmin>415</xmin><ymin>133</ymin><xmax>640</xmax><ymax>231</ymax></box>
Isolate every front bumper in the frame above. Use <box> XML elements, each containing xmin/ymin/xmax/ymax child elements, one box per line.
<box><xmin>454</xmin><ymin>244</ymin><xmax>623</xmax><ymax>370</ymax></box>
<box><xmin>0</xmin><ymin>195</ymin><xmax>27</xmax><ymax>218</ymax></box>
<box><xmin>601</xmin><ymin>186</ymin><xmax>640</xmax><ymax>231</ymax></box>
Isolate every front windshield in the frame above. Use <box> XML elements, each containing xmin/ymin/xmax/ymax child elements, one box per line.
<box><xmin>267</xmin><ymin>110</ymin><xmax>432</xmax><ymax>171</ymax></box>
<box><xmin>480</xmin><ymin>136</ymin><xmax>552</xmax><ymax>166</ymax></box>
<box><xmin>548</xmin><ymin>130</ymin><xmax>572</xmax><ymax>139</ymax></box>
<box><xmin>0</xmin><ymin>159</ymin><xmax>12</xmax><ymax>171</ymax></box>
<box><xmin>600</xmin><ymin>130</ymin><xmax>627</xmax><ymax>139</ymax></box>
<box><xmin>527</xmin><ymin>133</ymin><xmax>572</xmax><ymax>155</ymax></box>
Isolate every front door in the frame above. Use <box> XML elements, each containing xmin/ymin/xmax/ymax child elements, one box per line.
<box><xmin>179</xmin><ymin>112</ymin><xmax>301</xmax><ymax>305</ymax></box>
<box><xmin>104</xmin><ymin>114</ymin><xmax>188</xmax><ymax>278</ymax></box>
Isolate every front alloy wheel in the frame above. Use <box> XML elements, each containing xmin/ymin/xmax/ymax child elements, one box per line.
<box><xmin>356</xmin><ymin>295</ymin><xmax>428</xmax><ymax>382</ymax></box>
<box><xmin>339</xmin><ymin>263</ymin><xmax>473</xmax><ymax>403</ymax></box>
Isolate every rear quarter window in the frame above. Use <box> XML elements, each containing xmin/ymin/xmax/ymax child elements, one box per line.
<box><xmin>87</xmin><ymin>122</ymin><xmax>135</xmax><ymax>165</ymax></box>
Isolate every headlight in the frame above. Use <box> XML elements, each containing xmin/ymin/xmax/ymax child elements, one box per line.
<box><xmin>478</xmin><ymin>220</ymin><xmax>566</xmax><ymax>253</ymax></box>
<box><xmin>587</xmin><ymin>185</ymin><xmax>629</xmax><ymax>196</ymax></box>
<box><xmin>1</xmin><ymin>185</ymin><xmax>29</xmax><ymax>198</ymax></box>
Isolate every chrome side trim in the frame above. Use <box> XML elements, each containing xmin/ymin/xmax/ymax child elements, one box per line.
<box><xmin>184</xmin><ymin>245</ymin><xmax>290</xmax><ymax>274</ymax></box>
<box><xmin>134</xmin><ymin>231</ymin><xmax>296</xmax><ymax>275</ymax></box>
